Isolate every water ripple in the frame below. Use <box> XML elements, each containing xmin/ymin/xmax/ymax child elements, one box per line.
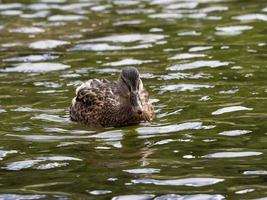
<box><xmin>89</xmin><ymin>190</ymin><xmax>112</xmax><ymax>195</ymax></box>
<box><xmin>154</xmin><ymin>139</ymin><xmax>176</xmax><ymax>145</ymax></box>
<box><xmin>113</xmin><ymin>20</ymin><xmax>144</xmax><ymax>26</ymax></box>
<box><xmin>31</xmin><ymin>114</ymin><xmax>69</xmax><ymax>123</ymax></box>
<box><xmin>48</xmin><ymin>15</ymin><xmax>86</xmax><ymax>21</ymax></box>
<box><xmin>83</xmin><ymin>34</ymin><xmax>165</xmax><ymax>43</ymax></box>
<box><xmin>235</xmin><ymin>189</ymin><xmax>255</xmax><ymax>194</ymax></box>
<box><xmin>189</xmin><ymin>46</ymin><xmax>213</xmax><ymax>52</ymax></box>
<box><xmin>0</xmin><ymin>108</ymin><xmax>7</xmax><ymax>113</ymax></box>
<box><xmin>178</xmin><ymin>31</ymin><xmax>201</xmax><ymax>36</ymax></box>
<box><xmin>0</xmin><ymin>10</ymin><xmax>23</xmax><ymax>16</ymax></box>
<box><xmin>212</xmin><ymin>106</ymin><xmax>253</xmax><ymax>115</ymax></box>
<box><xmin>38</xmin><ymin>156</ymin><xmax>82</xmax><ymax>161</ymax></box>
<box><xmin>168</xmin><ymin>60</ymin><xmax>229</xmax><ymax>71</ymax></box>
<box><xmin>3</xmin><ymin>54</ymin><xmax>58</xmax><ymax>62</ymax></box>
<box><xmin>137</xmin><ymin>122</ymin><xmax>210</xmax><ymax>135</ymax></box>
<box><xmin>35</xmin><ymin>162</ymin><xmax>69</xmax><ymax>170</ymax></box>
<box><xmin>29</xmin><ymin>40</ymin><xmax>70</xmax><ymax>49</ymax></box>
<box><xmin>218</xmin><ymin>130</ymin><xmax>252</xmax><ymax>136</ymax></box>
<box><xmin>243</xmin><ymin>170</ymin><xmax>267</xmax><ymax>175</ymax></box>
<box><xmin>9</xmin><ymin>27</ymin><xmax>45</xmax><ymax>34</ymax></box>
<box><xmin>169</xmin><ymin>53</ymin><xmax>206</xmax><ymax>60</ymax></box>
<box><xmin>203</xmin><ymin>151</ymin><xmax>262</xmax><ymax>158</ymax></box>
<box><xmin>160</xmin><ymin>84</ymin><xmax>213</xmax><ymax>92</ymax></box>
<box><xmin>4</xmin><ymin>156</ymin><xmax>81</xmax><ymax>171</ymax></box>
<box><xmin>70</xmin><ymin>43</ymin><xmax>153</xmax><ymax>51</ymax></box>
<box><xmin>233</xmin><ymin>14</ymin><xmax>267</xmax><ymax>22</ymax></box>
<box><xmin>1</xmin><ymin>63</ymin><xmax>70</xmax><ymax>73</ymax></box>
<box><xmin>154</xmin><ymin>194</ymin><xmax>225</xmax><ymax>200</ymax></box>
<box><xmin>215</xmin><ymin>25</ymin><xmax>253</xmax><ymax>36</ymax></box>
<box><xmin>0</xmin><ymin>194</ymin><xmax>46</xmax><ymax>200</ymax></box>
<box><xmin>116</xmin><ymin>9</ymin><xmax>155</xmax><ymax>15</ymax></box>
<box><xmin>104</xmin><ymin>58</ymin><xmax>155</xmax><ymax>66</ymax></box>
<box><xmin>21</xmin><ymin>11</ymin><xmax>50</xmax><ymax>19</ymax></box>
<box><xmin>165</xmin><ymin>2</ymin><xmax>199</xmax><ymax>9</ymax></box>
<box><xmin>0</xmin><ymin>3</ymin><xmax>23</xmax><ymax>10</ymax></box>
<box><xmin>112</xmin><ymin>194</ymin><xmax>155</xmax><ymax>200</ymax></box>
<box><xmin>132</xmin><ymin>178</ymin><xmax>224</xmax><ymax>187</ymax></box>
<box><xmin>5</xmin><ymin>160</ymin><xmax>42</xmax><ymax>171</ymax></box>
<box><xmin>0</xmin><ymin>150</ymin><xmax>18</xmax><ymax>160</ymax></box>
<box><xmin>123</xmin><ymin>168</ymin><xmax>160</xmax><ymax>174</ymax></box>
<box><xmin>7</xmin><ymin>134</ymin><xmax>89</xmax><ymax>142</ymax></box>
<box><xmin>160</xmin><ymin>72</ymin><xmax>211</xmax><ymax>80</ymax></box>
<box><xmin>90</xmin><ymin>130</ymin><xmax>123</xmax><ymax>141</ymax></box>
<box><xmin>40</xmin><ymin>0</ymin><xmax>66</xmax><ymax>3</ymax></box>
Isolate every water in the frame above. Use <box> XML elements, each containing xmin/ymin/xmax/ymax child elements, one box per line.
<box><xmin>0</xmin><ymin>0</ymin><xmax>267</xmax><ymax>199</ymax></box>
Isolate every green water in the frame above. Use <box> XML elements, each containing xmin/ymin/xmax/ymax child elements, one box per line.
<box><xmin>1</xmin><ymin>0</ymin><xmax>267</xmax><ymax>199</ymax></box>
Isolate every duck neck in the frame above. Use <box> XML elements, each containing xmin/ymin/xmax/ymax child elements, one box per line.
<box><xmin>118</xmin><ymin>101</ymin><xmax>133</xmax><ymax>115</ymax></box>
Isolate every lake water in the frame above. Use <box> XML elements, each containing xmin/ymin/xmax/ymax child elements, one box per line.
<box><xmin>1</xmin><ymin>0</ymin><xmax>267</xmax><ymax>199</ymax></box>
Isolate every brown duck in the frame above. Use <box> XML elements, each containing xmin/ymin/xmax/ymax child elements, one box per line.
<box><xmin>70</xmin><ymin>67</ymin><xmax>154</xmax><ymax>127</ymax></box>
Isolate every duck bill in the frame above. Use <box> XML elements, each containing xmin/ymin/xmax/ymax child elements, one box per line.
<box><xmin>130</xmin><ymin>92</ymin><xmax>143</xmax><ymax>113</ymax></box>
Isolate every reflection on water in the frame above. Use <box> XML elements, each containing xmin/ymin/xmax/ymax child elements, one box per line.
<box><xmin>132</xmin><ymin>177</ymin><xmax>224</xmax><ymax>187</ymax></box>
<box><xmin>1</xmin><ymin>62</ymin><xmax>70</xmax><ymax>73</ymax></box>
<box><xmin>1</xmin><ymin>0</ymin><xmax>267</xmax><ymax>199</ymax></box>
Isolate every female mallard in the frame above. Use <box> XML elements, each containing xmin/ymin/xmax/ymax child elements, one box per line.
<box><xmin>70</xmin><ymin>67</ymin><xmax>154</xmax><ymax>127</ymax></box>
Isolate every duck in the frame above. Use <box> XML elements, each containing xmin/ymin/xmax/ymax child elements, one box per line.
<box><xmin>69</xmin><ymin>67</ymin><xmax>155</xmax><ymax>127</ymax></box>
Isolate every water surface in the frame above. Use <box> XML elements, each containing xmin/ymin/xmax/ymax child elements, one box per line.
<box><xmin>1</xmin><ymin>0</ymin><xmax>267</xmax><ymax>199</ymax></box>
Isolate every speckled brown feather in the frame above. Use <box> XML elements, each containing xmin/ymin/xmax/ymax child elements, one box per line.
<box><xmin>70</xmin><ymin>78</ymin><xmax>154</xmax><ymax>127</ymax></box>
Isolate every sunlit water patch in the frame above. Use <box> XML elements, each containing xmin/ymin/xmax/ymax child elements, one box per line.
<box><xmin>159</xmin><ymin>72</ymin><xmax>211</xmax><ymax>80</ymax></box>
<box><xmin>89</xmin><ymin>190</ymin><xmax>112</xmax><ymax>195</ymax></box>
<box><xmin>177</xmin><ymin>30</ymin><xmax>201</xmax><ymax>36</ymax></box>
<box><xmin>218</xmin><ymin>130</ymin><xmax>252</xmax><ymax>136</ymax></box>
<box><xmin>0</xmin><ymin>150</ymin><xmax>18</xmax><ymax>160</ymax></box>
<box><xmin>215</xmin><ymin>25</ymin><xmax>253</xmax><ymax>36</ymax></box>
<box><xmin>203</xmin><ymin>152</ymin><xmax>262</xmax><ymax>158</ymax></box>
<box><xmin>4</xmin><ymin>160</ymin><xmax>43</xmax><ymax>171</ymax></box>
<box><xmin>132</xmin><ymin>178</ymin><xmax>224</xmax><ymax>187</ymax></box>
<box><xmin>103</xmin><ymin>58</ymin><xmax>156</xmax><ymax>66</ymax></box>
<box><xmin>233</xmin><ymin>14</ymin><xmax>267</xmax><ymax>22</ymax></box>
<box><xmin>31</xmin><ymin>113</ymin><xmax>69</xmax><ymax>123</ymax></box>
<box><xmin>0</xmin><ymin>62</ymin><xmax>70</xmax><ymax>73</ymax></box>
<box><xmin>48</xmin><ymin>15</ymin><xmax>86</xmax><ymax>21</ymax></box>
<box><xmin>137</xmin><ymin>122</ymin><xmax>214</xmax><ymax>138</ymax></box>
<box><xmin>83</xmin><ymin>34</ymin><xmax>166</xmax><ymax>43</ymax></box>
<box><xmin>4</xmin><ymin>156</ymin><xmax>81</xmax><ymax>171</ymax></box>
<box><xmin>0</xmin><ymin>3</ymin><xmax>23</xmax><ymax>10</ymax></box>
<box><xmin>168</xmin><ymin>60</ymin><xmax>229</xmax><ymax>71</ymax></box>
<box><xmin>243</xmin><ymin>170</ymin><xmax>267</xmax><ymax>175</ymax></box>
<box><xmin>160</xmin><ymin>84</ymin><xmax>213</xmax><ymax>92</ymax></box>
<box><xmin>29</xmin><ymin>40</ymin><xmax>70</xmax><ymax>49</ymax></box>
<box><xmin>112</xmin><ymin>194</ymin><xmax>155</xmax><ymax>200</ymax></box>
<box><xmin>0</xmin><ymin>194</ymin><xmax>46</xmax><ymax>200</ymax></box>
<box><xmin>9</xmin><ymin>27</ymin><xmax>45</xmax><ymax>34</ymax></box>
<box><xmin>123</xmin><ymin>168</ymin><xmax>160</xmax><ymax>174</ymax></box>
<box><xmin>154</xmin><ymin>194</ymin><xmax>225</xmax><ymax>200</ymax></box>
<box><xmin>69</xmin><ymin>43</ymin><xmax>153</xmax><ymax>51</ymax></box>
<box><xmin>189</xmin><ymin>46</ymin><xmax>213</xmax><ymax>52</ymax></box>
<box><xmin>3</xmin><ymin>54</ymin><xmax>58</xmax><ymax>62</ymax></box>
<box><xmin>169</xmin><ymin>53</ymin><xmax>206</xmax><ymax>60</ymax></box>
<box><xmin>212</xmin><ymin>106</ymin><xmax>253</xmax><ymax>115</ymax></box>
<box><xmin>113</xmin><ymin>20</ymin><xmax>144</xmax><ymax>26</ymax></box>
<box><xmin>0</xmin><ymin>108</ymin><xmax>7</xmax><ymax>113</ymax></box>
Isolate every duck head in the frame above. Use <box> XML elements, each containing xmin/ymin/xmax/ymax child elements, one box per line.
<box><xmin>118</xmin><ymin>67</ymin><xmax>143</xmax><ymax>115</ymax></box>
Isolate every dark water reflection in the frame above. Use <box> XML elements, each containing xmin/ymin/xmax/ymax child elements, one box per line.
<box><xmin>1</xmin><ymin>0</ymin><xmax>267</xmax><ymax>199</ymax></box>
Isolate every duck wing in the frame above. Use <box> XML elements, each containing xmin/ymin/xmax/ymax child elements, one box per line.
<box><xmin>70</xmin><ymin>79</ymin><xmax>118</xmax><ymax>123</ymax></box>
